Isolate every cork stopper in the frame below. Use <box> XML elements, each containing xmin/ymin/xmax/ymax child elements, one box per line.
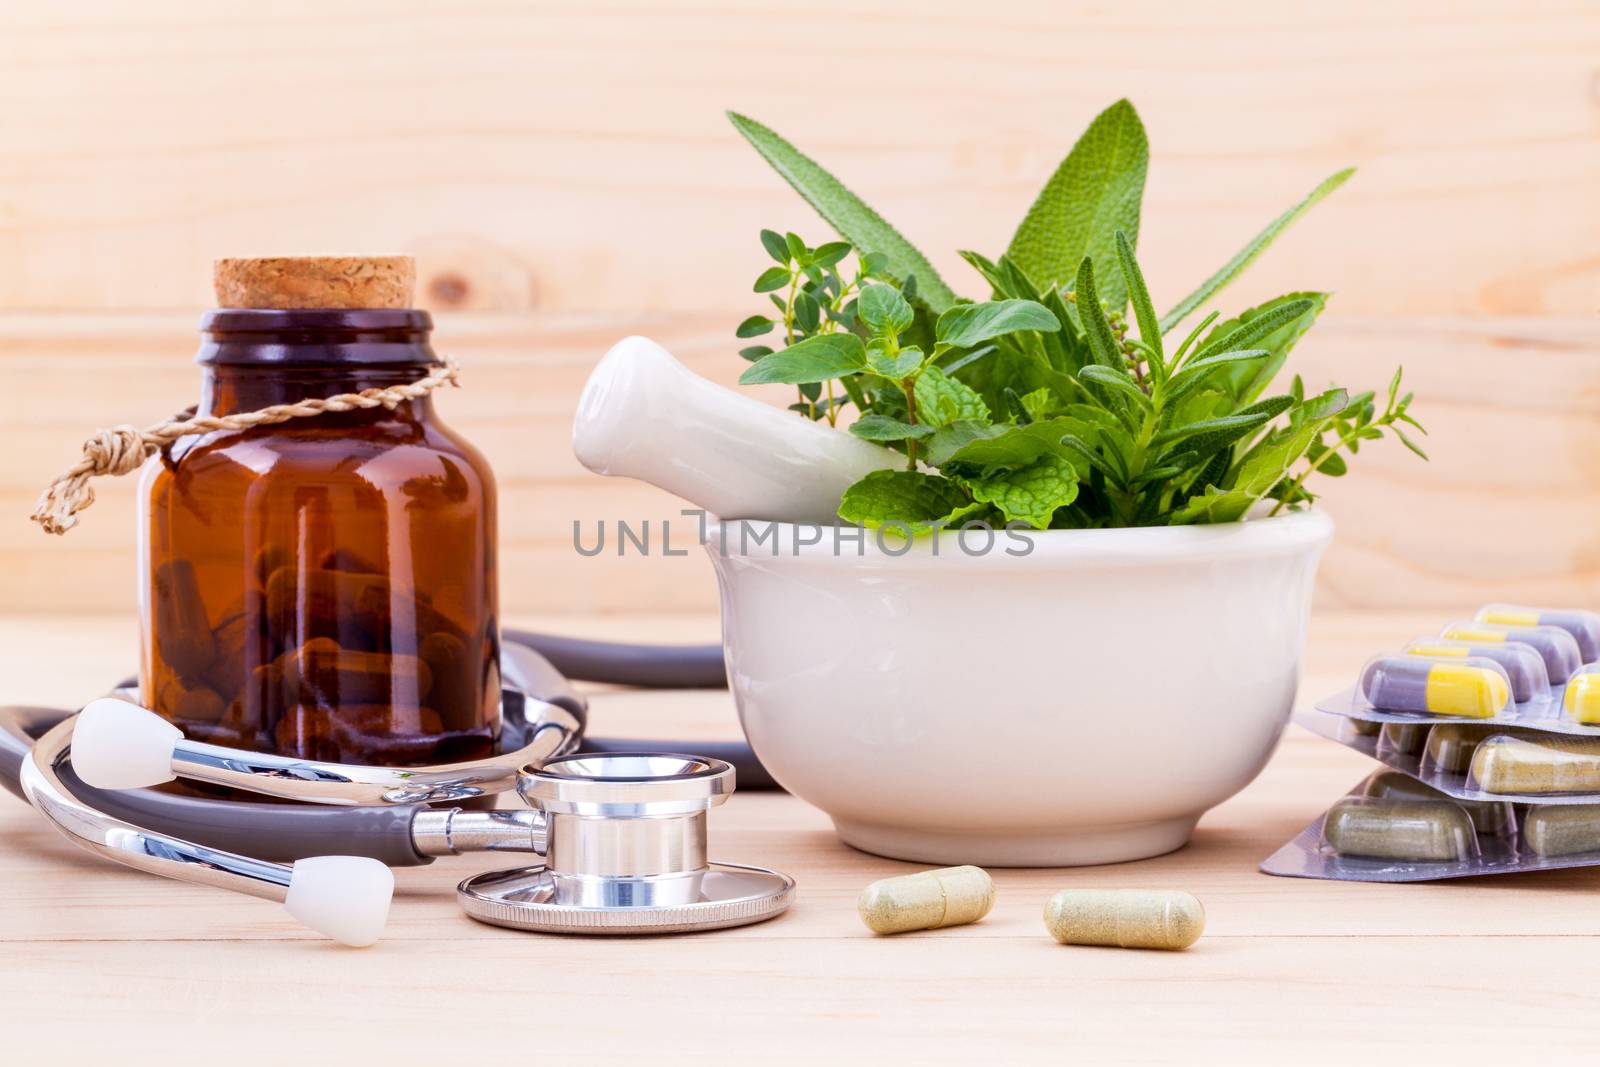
<box><xmin>213</xmin><ymin>256</ymin><xmax>415</xmax><ymax>310</ymax></box>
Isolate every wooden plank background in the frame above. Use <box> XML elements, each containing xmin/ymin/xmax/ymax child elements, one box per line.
<box><xmin>0</xmin><ymin>0</ymin><xmax>1597</xmax><ymax>615</ymax></box>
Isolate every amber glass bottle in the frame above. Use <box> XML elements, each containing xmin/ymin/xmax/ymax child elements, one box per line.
<box><xmin>138</xmin><ymin>308</ymin><xmax>499</xmax><ymax>764</ymax></box>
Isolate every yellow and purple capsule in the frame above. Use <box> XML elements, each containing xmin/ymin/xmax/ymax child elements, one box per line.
<box><xmin>1404</xmin><ymin>638</ymin><xmax>1550</xmax><ymax>703</ymax></box>
<box><xmin>1563</xmin><ymin>664</ymin><xmax>1600</xmax><ymax>725</ymax></box>
<box><xmin>1439</xmin><ymin>621</ymin><xmax>1582</xmax><ymax>684</ymax></box>
<box><xmin>1475</xmin><ymin>604</ymin><xmax>1600</xmax><ymax>663</ymax></box>
<box><xmin>1358</xmin><ymin>655</ymin><xmax>1512</xmax><ymax>719</ymax></box>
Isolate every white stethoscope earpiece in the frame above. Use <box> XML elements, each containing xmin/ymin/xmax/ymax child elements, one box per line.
<box><xmin>28</xmin><ymin>694</ymin><xmax>792</xmax><ymax>946</ymax></box>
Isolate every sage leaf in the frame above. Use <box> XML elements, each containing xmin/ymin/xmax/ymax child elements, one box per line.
<box><xmin>1161</xmin><ymin>169</ymin><xmax>1354</xmax><ymax>333</ymax></box>
<box><xmin>935</xmin><ymin>299</ymin><xmax>1058</xmax><ymax>348</ymax></box>
<box><xmin>728</xmin><ymin>112</ymin><xmax>957</xmax><ymax>311</ymax></box>
<box><xmin>1004</xmin><ymin>99</ymin><xmax>1149</xmax><ymax>308</ymax></box>
<box><xmin>739</xmin><ymin>333</ymin><xmax>866</xmax><ymax>385</ymax></box>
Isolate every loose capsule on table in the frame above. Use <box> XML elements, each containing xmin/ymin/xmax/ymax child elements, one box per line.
<box><xmin>1321</xmin><ymin>797</ymin><xmax>1477</xmax><ymax>862</ymax></box>
<box><xmin>1404</xmin><ymin>639</ymin><xmax>1551</xmax><ymax>703</ymax></box>
<box><xmin>1522</xmin><ymin>805</ymin><xmax>1600</xmax><ymax>858</ymax></box>
<box><xmin>1469</xmin><ymin>734</ymin><xmax>1600</xmax><ymax>795</ymax></box>
<box><xmin>1361</xmin><ymin>770</ymin><xmax>1512</xmax><ymax>836</ymax></box>
<box><xmin>1475</xmin><ymin>604</ymin><xmax>1600</xmax><ymax>663</ymax></box>
<box><xmin>1043</xmin><ymin>890</ymin><xmax>1204</xmax><ymax>951</ymax></box>
<box><xmin>858</xmin><ymin>866</ymin><xmax>994</xmax><ymax>934</ymax></box>
<box><xmin>1440</xmin><ymin>621</ymin><xmax>1582</xmax><ymax>684</ymax></box>
<box><xmin>1563</xmin><ymin>665</ymin><xmax>1600</xmax><ymax>725</ymax></box>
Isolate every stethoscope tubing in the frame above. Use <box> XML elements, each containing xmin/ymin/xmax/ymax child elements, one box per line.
<box><xmin>0</xmin><ymin>633</ymin><xmax>775</xmax><ymax>867</ymax></box>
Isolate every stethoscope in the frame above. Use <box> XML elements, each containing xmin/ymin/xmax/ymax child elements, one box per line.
<box><xmin>0</xmin><ymin>634</ymin><xmax>795</xmax><ymax>946</ymax></box>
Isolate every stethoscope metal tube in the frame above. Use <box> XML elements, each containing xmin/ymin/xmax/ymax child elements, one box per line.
<box><xmin>21</xmin><ymin>716</ymin><xmax>294</xmax><ymax>903</ymax></box>
<box><xmin>1</xmin><ymin>636</ymin><xmax>794</xmax><ymax>944</ymax></box>
<box><xmin>151</xmin><ymin>698</ymin><xmax>581</xmax><ymax>805</ymax></box>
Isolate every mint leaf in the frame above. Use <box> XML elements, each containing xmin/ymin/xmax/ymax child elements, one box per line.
<box><xmin>922</xmin><ymin>420</ymin><xmax>1010</xmax><ymax>467</ymax></box>
<box><xmin>964</xmin><ymin>454</ymin><xmax>1079</xmax><ymax>528</ymax></box>
<box><xmin>739</xmin><ymin>333</ymin><xmax>866</xmax><ymax>385</ymax></box>
<box><xmin>858</xmin><ymin>284</ymin><xmax>915</xmax><ymax>335</ymax></box>
<box><xmin>849</xmin><ymin>414</ymin><xmax>936</xmax><ymax>443</ymax></box>
<box><xmin>1161</xmin><ymin>169</ymin><xmax>1353</xmax><ymax>333</ymax></box>
<box><xmin>1018</xmin><ymin>388</ymin><xmax>1055</xmax><ymax>421</ymax></box>
<box><xmin>935</xmin><ymin>299</ymin><xmax>1058</xmax><ymax>348</ymax></box>
<box><xmin>929</xmin><ymin>416</ymin><xmax>1094</xmax><ymax>470</ymax></box>
<box><xmin>837</xmin><ymin>470</ymin><xmax>983</xmax><ymax>533</ymax></box>
<box><xmin>728</xmin><ymin>112</ymin><xmax>957</xmax><ymax>312</ymax></box>
<box><xmin>1004</xmin><ymin>99</ymin><xmax>1149</xmax><ymax>308</ymax></box>
<box><xmin>914</xmin><ymin>366</ymin><xmax>989</xmax><ymax>428</ymax></box>
<box><xmin>865</xmin><ymin>340</ymin><xmax>923</xmax><ymax>380</ymax></box>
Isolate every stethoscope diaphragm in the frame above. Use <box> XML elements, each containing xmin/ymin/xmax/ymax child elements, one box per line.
<box><xmin>456</xmin><ymin>752</ymin><xmax>794</xmax><ymax>935</ymax></box>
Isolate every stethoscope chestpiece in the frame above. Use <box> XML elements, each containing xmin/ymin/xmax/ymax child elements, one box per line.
<box><xmin>456</xmin><ymin>752</ymin><xmax>794</xmax><ymax>935</ymax></box>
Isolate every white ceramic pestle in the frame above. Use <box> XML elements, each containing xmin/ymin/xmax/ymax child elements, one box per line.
<box><xmin>572</xmin><ymin>335</ymin><xmax>900</xmax><ymax>522</ymax></box>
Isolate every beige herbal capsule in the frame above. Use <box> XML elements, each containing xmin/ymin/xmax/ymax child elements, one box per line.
<box><xmin>1043</xmin><ymin>889</ymin><xmax>1204</xmax><ymax>951</ymax></box>
<box><xmin>1470</xmin><ymin>735</ymin><xmax>1600</xmax><ymax>795</ymax></box>
<box><xmin>1522</xmin><ymin>805</ymin><xmax>1600</xmax><ymax>858</ymax></box>
<box><xmin>857</xmin><ymin>866</ymin><xmax>994</xmax><ymax>934</ymax></box>
<box><xmin>1322</xmin><ymin>797</ymin><xmax>1475</xmax><ymax>862</ymax></box>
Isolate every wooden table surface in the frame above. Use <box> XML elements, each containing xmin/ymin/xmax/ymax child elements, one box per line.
<box><xmin>3</xmin><ymin>609</ymin><xmax>1598</xmax><ymax>1062</ymax></box>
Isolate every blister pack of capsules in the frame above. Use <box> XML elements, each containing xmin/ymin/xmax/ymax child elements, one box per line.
<box><xmin>1260</xmin><ymin>769</ymin><xmax>1600</xmax><ymax>883</ymax></box>
<box><xmin>1263</xmin><ymin>602</ymin><xmax>1600</xmax><ymax>882</ymax></box>
<box><xmin>1315</xmin><ymin>604</ymin><xmax>1600</xmax><ymax>733</ymax></box>
<box><xmin>1297</xmin><ymin>712</ymin><xmax>1600</xmax><ymax>803</ymax></box>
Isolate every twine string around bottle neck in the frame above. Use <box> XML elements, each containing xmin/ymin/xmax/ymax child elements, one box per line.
<box><xmin>31</xmin><ymin>356</ymin><xmax>460</xmax><ymax>535</ymax></box>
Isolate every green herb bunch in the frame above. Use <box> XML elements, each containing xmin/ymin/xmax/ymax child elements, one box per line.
<box><xmin>728</xmin><ymin>100</ymin><xmax>1426</xmax><ymax>531</ymax></box>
